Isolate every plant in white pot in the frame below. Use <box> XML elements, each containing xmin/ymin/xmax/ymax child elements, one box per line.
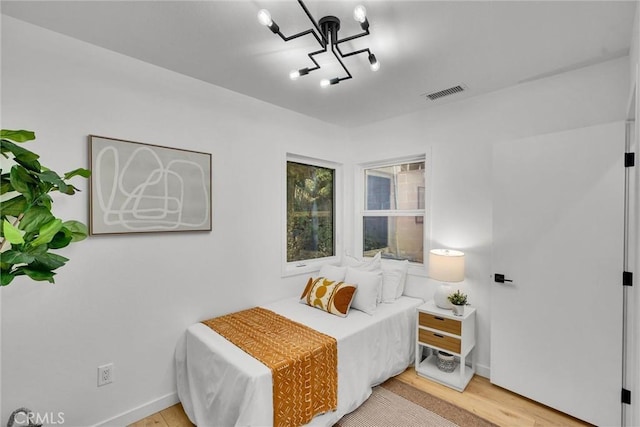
<box><xmin>447</xmin><ymin>289</ymin><xmax>468</xmax><ymax>316</ymax></box>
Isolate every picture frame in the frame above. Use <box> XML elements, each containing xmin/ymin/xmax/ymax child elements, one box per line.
<box><xmin>89</xmin><ymin>135</ymin><xmax>212</xmax><ymax>235</ymax></box>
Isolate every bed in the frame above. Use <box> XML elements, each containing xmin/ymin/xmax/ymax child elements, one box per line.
<box><xmin>175</xmin><ymin>294</ymin><xmax>423</xmax><ymax>426</ymax></box>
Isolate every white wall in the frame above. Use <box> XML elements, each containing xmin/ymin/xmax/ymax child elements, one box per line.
<box><xmin>347</xmin><ymin>56</ymin><xmax>630</xmax><ymax>377</ymax></box>
<box><xmin>0</xmin><ymin>16</ymin><xmax>349</xmax><ymax>425</ymax></box>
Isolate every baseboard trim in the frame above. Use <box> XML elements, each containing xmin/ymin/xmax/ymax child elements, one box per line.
<box><xmin>92</xmin><ymin>392</ymin><xmax>179</xmax><ymax>427</ymax></box>
<box><xmin>476</xmin><ymin>363</ymin><xmax>490</xmax><ymax>379</ymax></box>
<box><xmin>88</xmin><ymin>365</ymin><xmax>489</xmax><ymax>426</ymax></box>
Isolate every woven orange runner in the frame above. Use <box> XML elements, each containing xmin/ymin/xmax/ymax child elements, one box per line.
<box><xmin>202</xmin><ymin>307</ymin><xmax>338</xmax><ymax>427</ymax></box>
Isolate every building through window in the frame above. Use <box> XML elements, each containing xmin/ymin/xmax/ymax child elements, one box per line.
<box><xmin>363</xmin><ymin>159</ymin><xmax>425</xmax><ymax>263</ymax></box>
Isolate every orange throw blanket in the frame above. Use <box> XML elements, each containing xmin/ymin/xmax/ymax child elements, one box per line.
<box><xmin>202</xmin><ymin>307</ymin><xmax>338</xmax><ymax>426</ymax></box>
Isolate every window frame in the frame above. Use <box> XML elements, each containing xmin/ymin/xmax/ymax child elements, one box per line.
<box><xmin>355</xmin><ymin>154</ymin><xmax>430</xmax><ymax>276</ymax></box>
<box><xmin>282</xmin><ymin>153</ymin><xmax>343</xmax><ymax>277</ymax></box>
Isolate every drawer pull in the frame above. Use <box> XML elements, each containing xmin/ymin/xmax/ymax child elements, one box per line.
<box><xmin>434</xmin><ymin>333</ymin><xmax>444</xmax><ymax>338</ymax></box>
<box><xmin>434</xmin><ymin>316</ymin><xmax>445</xmax><ymax>321</ymax></box>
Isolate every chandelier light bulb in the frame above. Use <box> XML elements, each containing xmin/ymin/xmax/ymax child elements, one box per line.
<box><xmin>321</xmin><ymin>78</ymin><xmax>340</xmax><ymax>87</ymax></box>
<box><xmin>290</xmin><ymin>70</ymin><xmax>301</xmax><ymax>80</ymax></box>
<box><xmin>353</xmin><ymin>5</ymin><xmax>367</xmax><ymax>23</ymax></box>
<box><xmin>368</xmin><ymin>53</ymin><xmax>380</xmax><ymax>71</ymax></box>
<box><xmin>257</xmin><ymin>9</ymin><xmax>273</xmax><ymax>26</ymax></box>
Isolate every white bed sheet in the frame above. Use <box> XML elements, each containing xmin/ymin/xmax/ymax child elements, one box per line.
<box><xmin>175</xmin><ymin>295</ymin><xmax>423</xmax><ymax>426</ymax></box>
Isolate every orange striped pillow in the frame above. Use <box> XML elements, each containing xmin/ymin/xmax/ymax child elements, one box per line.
<box><xmin>300</xmin><ymin>277</ymin><xmax>357</xmax><ymax>317</ymax></box>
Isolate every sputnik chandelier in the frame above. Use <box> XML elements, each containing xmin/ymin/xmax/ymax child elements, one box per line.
<box><xmin>258</xmin><ymin>1</ymin><xmax>379</xmax><ymax>87</ymax></box>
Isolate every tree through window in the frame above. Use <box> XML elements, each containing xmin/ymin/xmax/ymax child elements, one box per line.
<box><xmin>287</xmin><ymin>161</ymin><xmax>335</xmax><ymax>262</ymax></box>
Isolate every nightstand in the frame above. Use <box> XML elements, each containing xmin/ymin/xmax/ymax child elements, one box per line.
<box><xmin>415</xmin><ymin>300</ymin><xmax>476</xmax><ymax>391</ymax></box>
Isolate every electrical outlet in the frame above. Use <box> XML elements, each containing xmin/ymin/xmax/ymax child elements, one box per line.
<box><xmin>98</xmin><ymin>363</ymin><xmax>114</xmax><ymax>387</ymax></box>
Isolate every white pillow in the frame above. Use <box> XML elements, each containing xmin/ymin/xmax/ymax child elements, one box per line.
<box><xmin>381</xmin><ymin>268</ymin><xmax>403</xmax><ymax>303</ymax></box>
<box><xmin>392</xmin><ymin>259</ymin><xmax>410</xmax><ymax>298</ymax></box>
<box><xmin>343</xmin><ymin>251</ymin><xmax>381</xmax><ymax>271</ymax></box>
<box><xmin>345</xmin><ymin>267</ymin><xmax>382</xmax><ymax>315</ymax></box>
<box><xmin>319</xmin><ymin>264</ymin><xmax>347</xmax><ymax>282</ymax></box>
<box><xmin>344</xmin><ymin>252</ymin><xmax>383</xmax><ymax>301</ymax></box>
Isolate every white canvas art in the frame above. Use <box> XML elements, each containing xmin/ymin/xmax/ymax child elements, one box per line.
<box><xmin>89</xmin><ymin>135</ymin><xmax>212</xmax><ymax>234</ymax></box>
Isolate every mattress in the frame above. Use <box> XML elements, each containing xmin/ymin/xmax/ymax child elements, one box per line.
<box><xmin>175</xmin><ymin>295</ymin><xmax>423</xmax><ymax>426</ymax></box>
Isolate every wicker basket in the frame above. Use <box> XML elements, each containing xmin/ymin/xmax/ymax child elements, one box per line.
<box><xmin>436</xmin><ymin>351</ymin><xmax>456</xmax><ymax>373</ymax></box>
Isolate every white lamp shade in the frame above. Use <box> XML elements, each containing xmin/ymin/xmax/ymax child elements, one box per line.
<box><xmin>430</xmin><ymin>249</ymin><xmax>465</xmax><ymax>310</ymax></box>
<box><xmin>429</xmin><ymin>249</ymin><xmax>465</xmax><ymax>282</ymax></box>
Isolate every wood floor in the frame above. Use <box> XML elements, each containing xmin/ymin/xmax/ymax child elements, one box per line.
<box><xmin>129</xmin><ymin>368</ymin><xmax>590</xmax><ymax>427</ymax></box>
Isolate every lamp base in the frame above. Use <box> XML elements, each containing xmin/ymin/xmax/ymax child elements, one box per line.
<box><xmin>434</xmin><ymin>283</ymin><xmax>454</xmax><ymax>309</ymax></box>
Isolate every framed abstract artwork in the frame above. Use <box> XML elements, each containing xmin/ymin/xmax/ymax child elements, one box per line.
<box><xmin>89</xmin><ymin>135</ymin><xmax>212</xmax><ymax>235</ymax></box>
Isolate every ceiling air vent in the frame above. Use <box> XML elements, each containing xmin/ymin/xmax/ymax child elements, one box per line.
<box><xmin>423</xmin><ymin>84</ymin><xmax>467</xmax><ymax>101</ymax></box>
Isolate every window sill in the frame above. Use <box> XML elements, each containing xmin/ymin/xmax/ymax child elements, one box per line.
<box><xmin>281</xmin><ymin>257</ymin><xmax>339</xmax><ymax>278</ymax></box>
<box><xmin>282</xmin><ymin>258</ymin><xmax>425</xmax><ymax>278</ymax></box>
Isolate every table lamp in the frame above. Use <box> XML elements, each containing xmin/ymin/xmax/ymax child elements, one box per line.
<box><xmin>429</xmin><ymin>249</ymin><xmax>465</xmax><ymax>309</ymax></box>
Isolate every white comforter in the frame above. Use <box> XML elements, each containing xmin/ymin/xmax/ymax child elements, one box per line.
<box><xmin>175</xmin><ymin>295</ymin><xmax>423</xmax><ymax>426</ymax></box>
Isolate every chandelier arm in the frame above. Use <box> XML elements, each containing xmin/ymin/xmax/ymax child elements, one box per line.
<box><xmin>330</xmin><ymin>44</ymin><xmax>353</xmax><ymax>82</ymax></box>
<box><xmin>305</xmin><ymin>48</ymin><xmax>326</xmax><ymax>73</ymax></box>
<box><xmin>335</xmin><ymin>29</ymin><xmax>370</xmax><ymax>46</ymax></box>
<box><xmin>335</xmin><ymin>45</ymin><xmax>371</xmax><ymax>59</ymax></box>
<box><xmin>276</xmin><ymin>28</ymin><xmax>324</xmax><ymax>48</ymax></box>
<box><xmin>297</xmin><ymin>0</ymin><xmax>329</xmax><ymax>46</ymax></box>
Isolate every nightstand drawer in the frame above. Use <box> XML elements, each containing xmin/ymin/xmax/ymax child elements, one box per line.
<box><xmin>418</xmin><ymin>329</ymin><xmax>461</xmax><ymax>354</ymax></box>
<box><xmin>419</xmin><ymin>312</ymin><xmax>461</xmax><ymax>335</ymax></box>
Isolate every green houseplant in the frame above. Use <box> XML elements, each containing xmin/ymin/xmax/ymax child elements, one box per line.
<box><xmin>0</xmin><ymin>129</ymin><xmax>91</xmax><ymax>285</ymax></box>
<box><xmin>447</xmin><ymin>289</ymin><xmax>468</xmax><ymax>316</ymax></box>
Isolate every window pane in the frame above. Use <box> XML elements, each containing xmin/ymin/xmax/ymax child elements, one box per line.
<box><xmin>287</xmin><ymin>161</ymin><xmax>335</xmax><ymax>262</ymax></box>
<box><xmin>363</xmin><ymin>216</ymin><xmax>423</xmax><ymax>263</ymax></box>
<box><xmin>365</xmin><ymin>161</ymin><xmax>425</xmax><ymax>210</ymax></box>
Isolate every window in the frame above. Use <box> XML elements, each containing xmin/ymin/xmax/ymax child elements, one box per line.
<box><xmin>284</xmin><ymin>155</ymin><xmax>340</xmax><ymax>275</ymax></box>
<box><xmin>362</xmin><ymin>158</ymin><xmax>426</xmax><ymax>264</ymax></box>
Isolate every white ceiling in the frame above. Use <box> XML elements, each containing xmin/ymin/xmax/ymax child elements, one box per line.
<box><xmin>2</xmin><ymin>1</ymin><xmax>637</xmax><ymax>127</ymax></box>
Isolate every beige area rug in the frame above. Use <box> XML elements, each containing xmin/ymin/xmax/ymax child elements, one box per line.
<box><xmin>334</xmin><ymin>378</ymin><xmax>497</xmax><ymax>427</ymax></box>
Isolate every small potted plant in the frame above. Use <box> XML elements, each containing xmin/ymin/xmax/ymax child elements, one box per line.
<box><xmin>447</xmin><ymin>290</ymin><xmax>468</xmax><ymax>316</ymax></box>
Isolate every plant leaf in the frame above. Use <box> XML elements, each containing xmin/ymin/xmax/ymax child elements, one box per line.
<box><xmin>62</xmin><ymin>220</ymin><xmax>88</xmax><ymax>242</ymax></box>
<box><xmin>30</xmin><ymin>218</ymin><xmax>62</xmax><ymax>247</ymax></box>
<box><xmin>1</xmin><ymin>178</ymin><xmax>13</xmax><ymax>195</ymax></box>
<box><xmin>10</xmin><ymin>165</ymin><xmax>37</xmax><ymax>192</ymax></box>
<box><xmin>35</xmin><ymin>194</ymin><xmax>52</xmax><ymax>210</ymax></box>
<box><xmin>26</xmin><ymin>244</ymin><xmax>48</xmax><ymax>255</ymax></box>
<box><xmin>64</xmin><ymin>168</ymin><xmax>91</xmax><ymax>179</ymax></box>
<box><xmin>61</xmin><ymin>185</ymin><xmax>76</xmax><ymax>195</ymax></box>
<box><xmin>0</xmin><ymin>194</ymin><xmax>27</xmax><ymax>217</ymax></box>
<box><xmin>19</xmin><ymin>206</ymin><xmax>54</xmax><ymax>233</ymax></box>
<box><xmin>13</xmin><ymin>156</ymin><xmax>42</xmax><ymax>174</ymax></box>
<box><xmin>0</xmin><ymin>140</ymin><xmax>41</xmax><ymax>171</ymax></box>
<box><xmin>48</xmin><ymin>228</ymin><xmax>73</xmax><ymax>249</ymax></box>
<box><xmin>16</xmin><ymin>266</ymin><xmax>55</xmax><ymax>283</ymax></box>
<box><xmin>1</xmin><ymin>270</ymin><xmax>15</xmax><ymax>286</ymax></box>
<box><xmin>3</xmin><ymin>219</ymin><xmax>25</xmax><ymax>244</ymax></box>
<box><xmin>0</xmin><ymin>130</ymin><xmax>36</xmax><ymax>142</ymax></box>
<box><xmin>31</xmin><ymin>252</ymin><xmax>69</xmax><ymax>270</ymax></box>
<box><xmin>38</xmin><ymin>170</ymin><xmax>68</xmax><ymax>194</ymax></box>
<box><xmin>1</xmin><ymin>249</ymin><xmax>35</xmax><ymax>265</ymax></box>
